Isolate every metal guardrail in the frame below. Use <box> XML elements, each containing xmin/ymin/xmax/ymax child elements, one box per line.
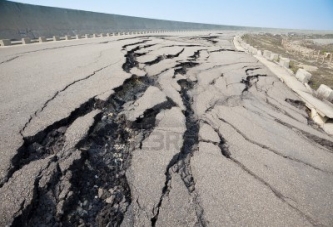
<box><xmin>0</xmin><ymin>29</ymin><xmax>212</xmax><ymax>47</ymax></box>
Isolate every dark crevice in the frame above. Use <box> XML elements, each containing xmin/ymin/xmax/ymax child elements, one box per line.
<box><xmin>144</xmin><ymin>48</ymin><xmax>185</xmax><ymax>66</ymax></box>
<box><xmin>245</xmin><ymin>67</ymin><xmax>261</xmax><ymax>75</ymax></box>
<box><xmin>144</xmin><ymin>56</ymin><xmax>164</xmax><ymax>66</ymax></box>
<box><xmin>122</xmin><ymin>42</ymin><xmax>157</xmax><ymax>73</ymax></box>
<box><xmin>6</xmin><ymin>73</ymin><xmax>177</xmax><ymax>226</ymax></box>
<box><xmin>213</xmin><ymin>128</ymin><xmax>231</xmax><ymax>158</ymax></box>
<box><xmin>188</xmin><ymin>49</ymin><xmax>208</xmax><ymax>62</ymax></box>
<box><xmin>122</xmin><ymin>46</ymin><xmax>142</xmax><ymax>73</ymax></box>
<box><xmin>116</xmin><ymin>36</ymin><xmax>149</xmax><ymax>41</ymax></box>
<box><xmin>173</xmin><ymin>62</ymin><xmax>199</xmax><ymax>78</ymax></box>
<box><xmin>209</xmin><ymin>48</ymin><xmax>243</xmax><ymax>53</ymax></box>
<box><xmin>189</xmin><ymin>50</ymin><xmax>201</xmax><ymax>60</ymax></box>
<box><xmin>241</xmin><ymin>74</ymin><xmax>267</xmax><ymax>93</ymax></box>
<box><xmin>285</xmin><ymin>98</ymin><xmax>306</xmax><ymax>109</ymax></box>
<box><xmin>57</xmin><ymin>75</ymin><xmax>176</xmax><ymax>226</ymax></box>
<box><xmin>174</xmin><ymin>79</ymin><xmax>199</xmax><ymax>192</ymax></box>
<box><xmin>121</xmin><ymin>40</ymin><xmax>150</xmax><ymax>49</ymax></box>
<box><xmin>141</xmin><ymin>43</ymin><xmax>157</xmax><ymax>49</ymax></box>
<box><xmin>151</xmin><ymin>79</ymin><xmax>207</xmax><ymax>227</ymax></box>
<box><xmin>275</xmin><ymin>119</ymin><xmax>333</xmax><ymax>153</ymax></box>
<box><xmin>165</xmin><ymin>48</ymin><xmax>184</xmax><ymax>59</ymax></box>
<box><xmin>165</xmin><ymin>45</ymin><xmax>202</xmax><ymax>48</ymax></box>
<box><xmin>200</xmin><ymin>36</ymin><xmax>218</xmax><ymax>44</ymax></box>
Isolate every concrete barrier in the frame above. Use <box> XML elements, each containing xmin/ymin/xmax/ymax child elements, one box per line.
<box><xmin>251</xmin><ymin>47</ymin><xmax>258</xmax><ymax>55</ymax></box>
<box><xmin>53</xmin><ymin>36</ymin><xmax>60</xmax><ymax>41</ymax></box>
<box><xmin>22</xmin><ymin>37</ymin><xmax>31</xmax><ymax>44</ymax></box>
<box><xmin>75</xmin><ymin>35</ymin><xmax>80</xmax><ymax>39</ymax></box>
<box><xmin>85</xmin><ymin>34</ymin><xmax>90</xmax><ymax>38</ymax></box>
<box><xmin>295</xmin><ymin>68</ymin><xmax>312</xmax><ymax>84</ymax></box>
<box><xmin>38</xmin><ymin>37</ymin><xmax>46</xmax><ymax>43</ymax></box>
<box><xmin>270</xmin><ymin>53</ymin><xmax>279</xmax><ymax>61</ymax></box>
<box><xmin>0</xmin><ymin>39</ymin><xmax>11</xmax><ymax>46</ymax></box>
<box><xmin>65</xmin><ymin>35</ymin><xmax>71</xmax><ymax>40</ymax></box>
<box><xmin>263</xmin><ymin>50</ymin><xmax>272</xmax><ymax>59</ymax></box>
<box><xmin>257</xmin><ymin>50</ymin><xmax>262</xmax><ymax>56</ymax></box>
<box><xmin>279</xmin><ymin>57</ymin><xmax>290</xmax><ymax>68</ymax></box>
<box><xmin>317</xmin><ymin>84</ymin><xmax>333</xmax><ymax>102</ymax></box>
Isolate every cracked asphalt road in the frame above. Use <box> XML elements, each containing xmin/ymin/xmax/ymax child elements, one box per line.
<box><xmin>0</xmin><ymin>32</ymin><xmax>333</xmax><ymax>227</ymax></box>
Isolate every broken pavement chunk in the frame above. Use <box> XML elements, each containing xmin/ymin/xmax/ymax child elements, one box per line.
<box><xmin>123</xmin><ymin>86</ymin><xmax>167</xmax><ymax>121</ymax></box>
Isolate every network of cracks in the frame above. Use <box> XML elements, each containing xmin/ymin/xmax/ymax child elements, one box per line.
<box><xmin>1</xmin><ymin>34</ymin><xmax>333</xmax><ymax>227</ymax></box>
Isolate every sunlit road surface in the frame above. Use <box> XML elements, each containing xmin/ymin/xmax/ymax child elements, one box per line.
<box><xmin>0</xmin><ymin>32</ymin><xmax>332</xmax><ymax>227</ymax></box>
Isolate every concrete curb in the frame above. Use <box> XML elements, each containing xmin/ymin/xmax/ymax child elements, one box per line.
<box><xmin>233</xmin><ymin>35</ymin><xmax>333</xmax><ymax>136</ymax></box>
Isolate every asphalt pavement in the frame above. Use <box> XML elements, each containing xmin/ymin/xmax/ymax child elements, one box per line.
<box><xmin>0</xmin><ymin>32</ymin><xmax>332</xmax><ymax>227</ymax></box>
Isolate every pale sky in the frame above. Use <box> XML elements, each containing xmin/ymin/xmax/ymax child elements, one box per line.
<box><xmin>12</xmin><ymin>0</ymin><xmax>333</xmax><ymax>30</ymax></box>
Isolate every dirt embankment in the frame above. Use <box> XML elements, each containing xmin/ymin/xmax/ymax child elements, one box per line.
<box><xmin>243</xmin><ymin>33</ymin><xmax>333</xmax><ymax>90</ymax></box>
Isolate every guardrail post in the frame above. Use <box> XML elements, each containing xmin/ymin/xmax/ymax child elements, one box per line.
<box><xmin>22</xmin><ymin>37</ymin><xmax>31</xmax><ymax>44</ymax></box>
<box><xmin>0</xmin><ymin>39</ymin><xmax>11</xmax><ymax>46</ymax></box>
<box><xmin>53</xmin><ymin>36</ymin><xmax>60</xmax><ymax>41</ymax></box>
<box><xmin>39</xmin><ymin>37</ymin><xmax>46</xmax><ymax>43</ymax></box>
